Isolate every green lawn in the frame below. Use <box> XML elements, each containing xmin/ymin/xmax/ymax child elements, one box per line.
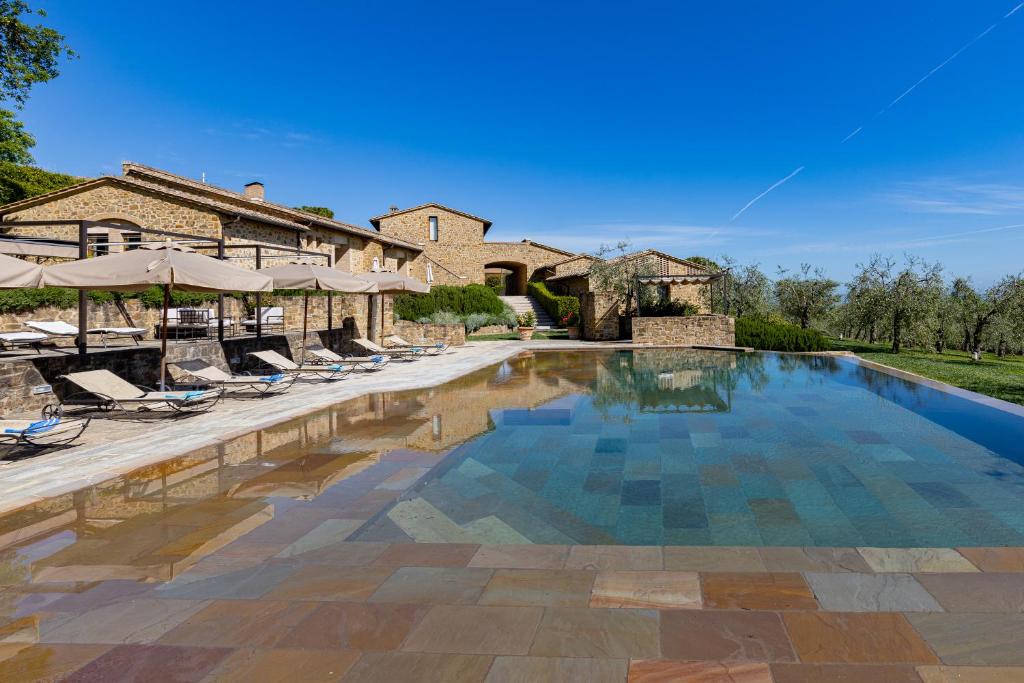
<box><xmin>468</xmin><ymin>330</ymin><xmax>569</xmax><ymax>341</ymax></box>
<box><xmin>830</xmin><ymin>338</ymin><xmax>1024</xmax><ymax>406</ymax></box>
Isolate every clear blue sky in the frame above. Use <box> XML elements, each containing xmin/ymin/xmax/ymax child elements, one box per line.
<box><xmin>20</xmin><ymin>1</ymin><xmax>1024</xmax><ymax>284</ymax></box>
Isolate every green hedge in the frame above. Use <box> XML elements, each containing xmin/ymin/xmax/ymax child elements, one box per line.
<box><xmin>394</xmin><ymin>284</ymin><xmax>506</xmax><ymax>320</ymax></box>
<box><xmin>0</xmin><ymin>161</ymin><xmax>84</xmax><ymax>204</ymax></box>
<box><xmin>0</xmin><ymin>286</ymin><xmax>227</xmax><ymax>314</ymax></box>
<box><xmin>735</xmin><ymin>317</ymin><xmax>828</xmax><ymax>352</ymax></box>
<box><xmin>527</xmin><ymin>281</ymin><xmax>580</xmax><ymax>325</ymax></box>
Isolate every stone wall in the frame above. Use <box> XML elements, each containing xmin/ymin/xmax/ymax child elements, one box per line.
<box><xmin>391</xmin><ymin>321</ymin><xmax>466</xmax><ymax>346</ymax></box>
<box><xmin>581</xmin><ymin>292</ymin><xmax>621</xmax><ymax>341</ymax></box>
<box><xmin>631</xmin><ymin>315</ymin><xmax>735</xmax><ymax>347</ymax></box>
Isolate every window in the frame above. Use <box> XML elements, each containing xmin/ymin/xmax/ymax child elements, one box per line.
<box><xmin>428</xmin><ymin>216</ymin><xmax>439</xmax><ymax>241</ymax></box>
<box><xmin>123</xmin><ymin>233</ymin><xmax>142</xmax><ymax>251</ymax></box>
<box><xmin>87</xmin><ymin>233</ymin><xmax>109</xmax><ymax>257</ymax></box>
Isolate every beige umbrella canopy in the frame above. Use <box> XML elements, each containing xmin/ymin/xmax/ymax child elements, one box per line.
<box><xmin>0</xmin><ymin>252</ymin><xmax>43</xmax><ymax>288</ymax></box>
<box><xmin>258</xmin><ymin>263</ymin><xmax>378</xmax><ymax>363</ymax></box>
<box><xmin>43</xmin><ymin>242</ymin><xmax>274</xmax><ymax>387</ymax></box>
<box><xmin>355</xmin><ymin>271</ymin><xmax>430</xmax><ymax>293</ymax></box>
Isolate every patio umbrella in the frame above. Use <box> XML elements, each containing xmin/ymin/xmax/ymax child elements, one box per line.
<box><xmin>0</xmin><ymin>252</ymin><xmax>43</xmax><ymax>288</ymax></box>
<box><xmin>257</xmin><ymin>263</ymin><xmax>377</xmax><ymax>363</ymax></box>
<box><xmin>42</xmin><ymin>242</ymin><xmax>273</xmax><ymax>388</ymax></box>
<box><xmin>354</xmin><ymin>271</ymin><xmax>430</xmax><ymax>341</ymax></box>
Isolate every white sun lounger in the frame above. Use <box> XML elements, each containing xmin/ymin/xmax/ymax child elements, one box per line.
<box><xmin>248</xmin><ymin>350</ymin><xmax>354</xmax><ymax>381</ymax></box>
<box><xmin>386</xmin><ymin>334</ymin><xmax>450</xmax><ymax>354</ymax></box>
<box><xmin>305</xmin><ymin>346</ymin><xmax>390</xmax><ymax>371</ymax></box>
<box><xmin>172</xmin><ymin>359</ymin><xmax>295</xmax><ymax>397</ymax></box>
<box><xmin>26</xmin><ymin>320</ymin><xmax>147</xmax><ymax>347</ymax></box>
<box><xmin>0</xmin><ymin>331</ymin><xmax>49</xmax><ymax>353</ymax></box>
<box><xmin>352</xmin><ymin>337</ymin><xmax>422</xmax><ymax>360</ymax></box>
<box><xmin>60</xmin><ymin>369</ymin><xmax>223</xmax><ymax>417</ymax></box>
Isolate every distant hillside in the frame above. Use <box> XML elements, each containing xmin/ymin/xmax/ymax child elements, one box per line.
<box><xmin>0</xmin><ymin>162</ymin><xmax>85</xmax><ymax>205</ymax></box>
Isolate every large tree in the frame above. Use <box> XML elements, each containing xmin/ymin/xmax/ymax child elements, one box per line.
<box><xmin>858</xmin><ymin>254</ymin><xmax>943</xmax><ymax>353</ymax></box>
<box><xmin>774</xmin><ymin>263</ymin><xmax>839</xmax><ymax>329</ymax></box>
<box><xmin>0</xmin><ymin>1</ymin><xmax>74</xmax><ymax>107</ymax></box>
<box><xmin>588</xmin><ymin>241</ymin><xmax>658</xmax><ymax>317</ymax></box>
<box><xmin>0</xmin><ymin>107</ymin><xmax>32</xmax><ymax>162</ymax></box>
<box><xmin>951</xmin><ymin>275</ymin><xmax>1023</xmax><ymax>355</ymax></box>
<box><xmin>295</xmin><ymin>205</ymin><xmax>334</xmax><ymax>219</ymax></box>
<box><xmin>719</xmin><ymin>255</ymin><xmax>771</xmax><ymax>319</ymax></box>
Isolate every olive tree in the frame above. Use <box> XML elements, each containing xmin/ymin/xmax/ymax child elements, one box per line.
<box><xmin>858</xmin><ymin>255</ymin><xmax>943</xmax><ymax>353</ymax></box>
<box><xmin>719</xmin><ymin>255</ymin><xmax>771</xmax><ymax>319</ymax></box>
<box><xmin>588</xmin><ymin>241</ymin><xmax>658</xmax><ymax>317</ymax></box>
<box><xmin>774</xmin><ymin>264</ymin><xmax>839</xmax><ymax>329</ymax></box>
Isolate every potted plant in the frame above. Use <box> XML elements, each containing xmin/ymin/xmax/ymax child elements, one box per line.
<box><xmin>516</xmin><ymin>311</ymin><xmax>536</xmax><ymax>340</ymax></box>
<box><xmin>562</xmin><ymin>311</ymin><xmax>580</xmax><ymax>339</ymax></box>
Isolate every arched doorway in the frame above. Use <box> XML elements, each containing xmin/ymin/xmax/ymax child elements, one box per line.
<box><xmin>484</xmin><ymin>261</ymin><xmax>528</xmax><ymax>295</ymax></box>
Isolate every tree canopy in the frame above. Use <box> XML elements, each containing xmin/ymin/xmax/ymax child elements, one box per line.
<box><xmin>295</xmin><ymin>205</ymin><xmax>334</xmax><ymax>219</ymax></box>
<box><xmin>0</xmin><ymin>107</ymin><xmax>32</xmax><ymax>163</ymax></box>
<box><xmin>0</xmin><ymin>1</ymin><xmax>75</xmax><ymax>107</ymax></box>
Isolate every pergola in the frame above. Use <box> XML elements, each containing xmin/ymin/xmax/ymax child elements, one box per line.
<box><xmin>637</xmin><ymin>270</ymin><xmax>730</xmax><ymax>313</ymax></box>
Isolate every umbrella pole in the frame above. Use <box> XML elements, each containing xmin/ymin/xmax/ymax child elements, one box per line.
<box><xmin>301</xmin><ymin>291</ymin><xmax>309</xmax><ymax>365</ymax></box>
<box><xmin>160</xmin><ymin>284</ymin><xmax>170</xmax><ymax>390</ymax></box>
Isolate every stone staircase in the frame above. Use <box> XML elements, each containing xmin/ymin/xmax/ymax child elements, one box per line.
<box><xmin>499</xmin><ymin>295</ymin><xmax>557</xmax><ymax>329</ymax></box>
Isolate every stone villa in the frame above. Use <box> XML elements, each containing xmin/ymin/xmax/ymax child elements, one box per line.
<box><xmin>0</xmin><ymin>162</ymin><xmax>720</xmax><ymax>340</ymax></box>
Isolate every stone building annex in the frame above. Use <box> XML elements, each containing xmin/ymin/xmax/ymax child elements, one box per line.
<box><xmin>0</xmin><ymin>162</ymin><xmax>721</xmax><ymax>340</ymax></box>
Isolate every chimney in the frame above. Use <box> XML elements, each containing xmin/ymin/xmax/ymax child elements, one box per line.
<box><xmin>388</xmin><ymin>205</ymin><xmax>399</xmax><ymax>214</ymax></box>
<box><xmin>244</xmin><ymin>181</ymin><xmax>265</xmax><ymax>201</ymax></box>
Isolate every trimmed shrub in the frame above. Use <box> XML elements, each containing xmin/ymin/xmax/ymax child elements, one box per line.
<box><xmin>0</xmin><ymin>287</ymin><xmax>118</xmax><ymax>314</ymax></box>
<box><xmin>394</xmin><ymin>284</ymin><xmax>505</xmax><ymax>320</ymax></box>
<box><xmin>527</xmin><ymin>281</ymin><xmax>579</xmax><ymax>325</ymax></box>
<box><xmin>735</xmin><ymin>317</ymin><xmax>828</xmax><ymax>352</ymax></box>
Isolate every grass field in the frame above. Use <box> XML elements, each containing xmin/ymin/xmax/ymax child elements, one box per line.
<box><xmin>467</xmin><ymin>330</ymin><xmax>569</xmax><ymax>341</ymax></box>
<box><xmin>830</xmin><ymin>338</ymin><xmax>1024</xmax><ymax>406</ymax></box>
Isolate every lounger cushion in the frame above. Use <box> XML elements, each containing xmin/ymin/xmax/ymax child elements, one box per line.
<box><xmin>26</xmin><ymin>321</ymin><xmax>79</xmax><ymax>336</ymax></box>
<box><xmin>0</xmin><ymin>332</ymin><xmax>47</xmax><ymax>343</ymax></box>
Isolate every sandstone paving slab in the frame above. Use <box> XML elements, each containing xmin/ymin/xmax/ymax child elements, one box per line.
<box><xmin>63</xmin><ymin>643</ymin><xmax>232</xmax><ymax>682</ymax></box>
<box><xmin>341</xmin><ymin>652</ymin><xmax>494</xmax><ymax>683</ymax></box>
<box><xmin>402</xmin><ymin>604</ymin><xmax>544</xmax><ymax>655</ymax></box>
<box><xmin>956</xmin><ymin>547</ymin><xmax>1024</xmax><ymax>572</ymax></box>
<box><xmin>628</xmin><ymin>659</ymin><xmax>773</xmax><ymax>682</ymax></box>
<box><xmin>485</xmin><ymin>655</ymin><xmax>628</xmax><ymax>683</ymax></box>
<box><xmin>155</xmin><ymin>599</ymin><xmax>316</xmax><ymax>648</ymax></box>
<box><xmin>263</xmin><ymin>564</ymin><xmax>395</xmax><ymax>602</ymax></box>
<box><xmin>907</xmin><ymin>613</ymin><xmax>1024</xmax><ymax>666</ymax></box>
<box><xmin>203</xmin><ymin>647</ymin><xmax>361</xmax><ymax>683</ymax></box>
<box><xmin>478</xmin><ymin>569</ymin><xmax>596</xmax><ymax>607</ymax></box>
<box><xmin>278</xmin><ymin>601</ymin><xmax>429</xmax><ymax>651</ymax></box>
<box><xmin>770</xmin><ymin>662</ymin><xmax>926</xmax><ymax>682</ymax></box>
<box><xmin>915</xmin><ymin>665</ymin><xmax>1024</xmax><ymax>683</ymax></box>
<box><xmin>40</xmin><ymin>598</ymin><xmax>209</xmax><ymax>645</ymax></box>
<box><xmin>759</xmin><ymin>547</ymin><xmax>872</xmax><ymax>573</ymax></box>
<box><xmin>468</xmin><ymin>544</ymin><xmax>569</xmax><ymax>569</ymax></box>
<box><xmin>373</xmin><ymin>542</ymin><xmax>480</xmax><ymax>567</ymax></box>
<box><xmin>155</xmin><ymin>561</ymin><xmax>296</xmax><ymax>600</ymax></box>
<box><xmin>272</xmin><ymin>519</ymin><xmax>364</xmax><ymax>558</ymax></box>
<box><xmin>565</xmin><ymin>545</ymin><xmax>663</xmax><ymax>570</ymax></box>
<box><xmin>782</xmin><ymin>612</ymin><xmax>939</xmax><ymax>664</ymax></box>
<box><xmin>529</xmin><ymin>607</ymin><xmax>660</xmax><ymax>659</ymax></box>
<box><xmin>368</xmin><ymin>566</ymin><xmax>493</xmax><ymax>604</ymax></box>
<box><xmin>659</xmin><ymin>610</ymin><xmax>795</xmax><ymax>662</ymax></box>
<box><xmin>0</xmin><ymin>644</ymin><xmax>111</xmax><ymax>682</ymax></box>
<box><xmin>662</xmin><ymin>546</ymin><xmax>766</xmax><ymax>572</ymax></box>
<box><xmin>915</xmin><ymin>573</ymin><xmax>1024</xmax><ymax>613</ymax></box>
<box><xmin>702</xmin><ymin>572</ymin><xmax>818</xmax><ymax>610</ymax></box>
<box><xmin>857</xmin><ymin>548</ymin><xmax>979</xmax><ymax>573</ymax></box>
<box><xmin>805</xmin><ymin>572</ymin><xmax>942</xmax><ymax>612</ymax></box>
<box><xmin>589</xmin><ymin>570</ymin><xmax>701</xmax><ymax>609</ymax></box>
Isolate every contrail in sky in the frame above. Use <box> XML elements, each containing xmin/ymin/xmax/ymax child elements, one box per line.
<box><xmin>903</xmin><ymin>222</ymin><xmax>1024</xmax><ymax>243</ymax></box>
<box><xmin>730</xmin><ymin>166</ymin><xmax>804</xmax><ymax>222</ymax></box>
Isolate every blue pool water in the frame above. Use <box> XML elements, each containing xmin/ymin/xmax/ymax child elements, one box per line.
<box><xmin>354</xmin><ymin>349</ymin><xmax>1024</xmax><ymax>547</ymax></box>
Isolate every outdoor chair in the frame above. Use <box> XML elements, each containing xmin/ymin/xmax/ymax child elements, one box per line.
<box><xmin>248</xmin><ymin>349</ymin><xmax>355</xmax><ymax>381</ymax></box>
<box><xmin>173</xmin><ymin>308</ymin><xmax>211</xmax><ymax>341</ymax></box>
<box><xmin>352</xmin><ymin>337</ymin><xmax>423</xmax><ymax>360</ymax></box>
<box><xmin>25</xmin><ymin>320</ymin><xmax>147</xmax><ymax>348</ymax></box>
<box><xmin>386</xmin><ymin>334</ymin><xmax>450</xmax><ymax>355</ymax></box>
<box><xmin>0</xmin><ymin>331</ymin><xmax>49</xmax><ymax>353</ymax></box>
<box><xmin>171</xmin><ymin>359</ymin><xmax>296</xmax><ymax>397</ymax></box>
<box><xmin>305</xmin><ymin>345</ymin><xmax>390</xmax><ymax>371</ymax></box>
<box><xmin>59</xmin><ymin>369</ymin><xmax>223</xmax><ymax>417</ymax></box>
<box><xmin>241</xmin><ymin>307</ymin><xmax>285</xmax><ymax>333</ymax></box>
<box><xmin>0</xmin><ymin>404</ymin><xmax>90</xmax><ymax>449</ymax></box>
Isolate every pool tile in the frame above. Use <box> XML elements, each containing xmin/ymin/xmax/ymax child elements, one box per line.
<box><xmin>702</xmin><ymin>573</ymin><xmax>818</xmax><ymax>610</ymax></box>
<box><xmin>0</xmin><ymin>644</ymin><xmax>110</xmax><ymax>682</ymax></box>
<box><xmin>907</xmin><ymin>614</ymin><xmax>1024</xmax><ymax>665</ymax></box>
<box><xmin>205</xmin><ymin>647</ymin><xmax>360</xmax><ymax>682</ymax></box>
<box><xmin>915</xmin><ymin>573</ymin><xmax>1024</xmax><ymax>613</ymax></box>
<box><xmin>264</xmin><ymin>564</ymin><xmax>395</xmax><ymax>601</ymax></box>
<box><xmin>915</xmin><ymin>665</ymin><xmax>1024</xmax><ymax>682</ymax></box>
<box><xmin>805</xmin><ymin>572</ymin><xmax>942</xmax><ymax>612</ymax></box>
<box><xmin>590</xmin><ymin>570</ymin><xmax>701</xmax><ymax>609</ymax></box>
<box><xmin>770</xmin><ymin>663</ymin><xmax>924</xmax><ymax>682</ymax></box>
<box><xmin>341</xmin><ymin>652</ymin><xmax>493</xmax><ymax>683</ymax></box>
<box><xmin>487</xmin><ymin>655</ymin><xmax>628</xmax><ymax>682</ymax></box>
<box><xmin>369</xmin><ymin>567</ymin><xmax>493</xmax><ymax>604</ymax></box>
<box><xmin>663</xmin><ymin>546</ymin><xmax>766</xmax><ymax>572</ymax></box>
<box><xmin>957</xmin><ymin>547</ymin><xmax>1024</xmax><ymax>572</ymax></box>
<box><xmin>857</xmin><ymin>548</ymin><xmax>979</xmax><ymax>573</ymax></box>
<box><xmin>565</xmin><ymin>545</ymin><xmax>663</xmax><ymax>570</ymax></box>
<box><xmin>783</xmin><ymin>612</ymin><xmax>939</xmax><ymax>664</ymax></box>
<box><xmin>402</xmin><ymin>605</ymin><xmax>543</xmax><ymax>655</ymax></box>
<box><xmin>529</xmin><ymin>607</ymin><xmax>659</xmax><ymax>659</ymax></box>
<box><xmin>279</xmin><ymin>602</ymin><xmax>429</xmax><ymax>651</ymax></box>
<box><xmin>41</xmin><ymin>598</ymin><xmax>209</xmax><ymax>645</ymax></box>
<box><xmin>759</xmin><ymin>547</ymin><xmax>872</xmax><ymax>573</ymax></box>
<box><xmin>156</xmin><ymin>599</ymin><xmax>316</xmax><ymax>648</ymax></box>
<box><xmin>660</xmin><ymin>610</ymin><xmax>795</xmax><ymax>662</ymax></box>
<box><xmin>468</xmin><ymin>544</ymin><xmax>569</xmax><ymax>569</ymax></box>
<box><xmin>622</xmin><ymin>480</ymin><xmax>661</xmax><ymax>506</ymax></box>
<box><xmin>65</xmin><ymin>644</ymin><xmax>232</xmax><ymax>682</ymax></box>
<box><xmin>478</xmin><ymin>569</ymin><xmax>595</xmax><ymax>607</ymax></box>
<box><xmin>628</xmin><ymin>659</ymin><xmax>772</xmax><ymax>682</ymax></box>
<box><xmin>374</xmin><ymin>543</ymin><xmax>480</xmax><ymax>567</ymax></box>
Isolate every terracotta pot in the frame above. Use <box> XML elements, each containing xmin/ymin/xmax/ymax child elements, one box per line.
<box><xmin>566</xmin><ymin>326</ymin><xmax>579</xmax><ymax>340</ymax></box>
<box><xmin>517</xmin><ymin>326</ymin><xmax>535</xmax><ymax>341</ymax></box>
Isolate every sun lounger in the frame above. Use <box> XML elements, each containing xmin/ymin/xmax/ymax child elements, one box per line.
<box><xmin>0</xmin><ymin>331</ymin><xmax>49</xmax><ymax>353</ymax></box>
<box><xmin>241</xmin><ymin>307</ymin><xmax>285</xmax><ymax>333</ymax></box>
<box><xmin>60</xmin><ymin>369</ymin><xmax>223</xmax><ymax>417</ymax></box>
<box><xmin>26</xmin><ymin>320</ymin><xmax>147</xmax><ymax>347</ymax></box>
<box><xmin>248</xmin><ymin>350</ymin><xmax>354</xmax><ymax>381</ymax></box>
<box><xmin>0</xmin><ymin>412</ymin><xmax>90</xmax><ymax>448</ymax></box>
<box><xmin>386</xmin><ymin>334</ymin><xmax>450</xmax><ymax>354</ymax></box>
<box><xmin>305</xmin><ymin>346</ymin><xmax>390</xmax><ymax>371</ymax></box>
<box><xmin>352</xmin><ymin>337</ymin><xmax>423</xmax><ymax>360</ymax></box>
<box><xmin>171</xmin><ymin>359</ymin><xmax>295</xmax><ymax>397</ymax></box>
